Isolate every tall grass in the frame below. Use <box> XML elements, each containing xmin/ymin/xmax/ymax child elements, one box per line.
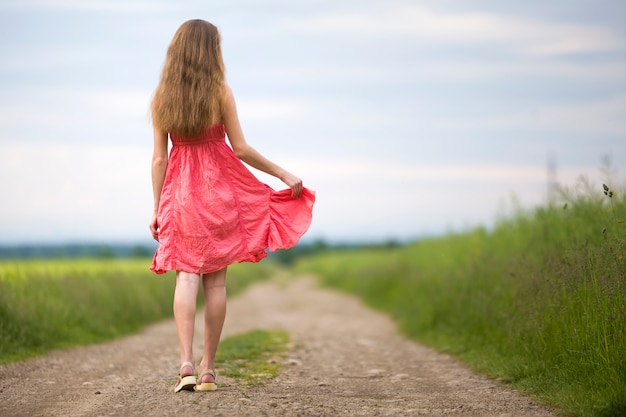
<box><xmin>296</xmin><ymin>180</ymin><xmax>626</xmax><ymax>417</ymax></box>
<box><xmin>0</xmin><ymin>259</ymin><xmax>275</xmax><ymax>363</ymax></box>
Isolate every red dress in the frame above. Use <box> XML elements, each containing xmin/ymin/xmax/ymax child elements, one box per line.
<box><xmin>150</xmin><ymin>124</ymin><xmax>315</xmax><ymax>274</ymax></box>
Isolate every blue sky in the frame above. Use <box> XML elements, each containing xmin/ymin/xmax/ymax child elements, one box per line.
<box><xmin>0</xmin><ymin>0</ymin><xmax>625</xmax><ymax>244</ymax></box>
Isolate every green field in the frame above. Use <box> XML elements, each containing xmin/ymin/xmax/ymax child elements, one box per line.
<box><xmin>0</xmin><ymin>259</ymin><xmax>275</xmax><ymax>363</ymax></box>
<box><xmin>296</xmin><ymin>180</ymin><xmax>626</xmax><ymax>417</ymax></box>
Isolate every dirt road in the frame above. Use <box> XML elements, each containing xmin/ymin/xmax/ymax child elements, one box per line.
<box><xmin>0</xmin><ymin>276</ymin><xmax>554</xmax><ymax>416</ymax></box>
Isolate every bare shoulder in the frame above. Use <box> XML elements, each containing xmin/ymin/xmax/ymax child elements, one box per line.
<box><xmin>220</xmin><ymin>83</ymin><xmax>244</xmax><ymax>145</ymax></box>
<box><xmin>220</xmin><ymin>83</ymin><xmax>239</xmax><ymax>119</ymax></box>
<box><xmin>220</xmin><ymin>83</ymin><xmax>234</xmax><ymax>102</ymax></box>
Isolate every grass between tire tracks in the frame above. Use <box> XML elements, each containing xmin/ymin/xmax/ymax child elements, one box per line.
<box><xmin>217</xmin><ymin>329</ymin><xmax>289</xmax><ymax>385</ymax></box>
<box><xmin>295</xmin><ymin>179</ymin><xmax>626</xmax><ymax>417</ymax></box>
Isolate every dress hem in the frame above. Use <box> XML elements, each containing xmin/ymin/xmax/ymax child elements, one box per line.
<box><xmin>150</xmin><ymin>249</ymin><xmax>268</xmax><ymax>275</ymax></box>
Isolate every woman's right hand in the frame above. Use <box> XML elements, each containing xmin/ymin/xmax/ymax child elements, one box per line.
<box><xmin>281</xmin><ymin>171</ymin><xmax>303</xmax><ymax>198</ymax></box>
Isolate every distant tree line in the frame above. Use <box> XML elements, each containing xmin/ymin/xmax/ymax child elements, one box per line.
<box><xmin>0</xmin><ymin>243</ymin><xmax>156</xmax><ymax>259</ymax></box>
<box><xmin>0</xmin><ymin>239</ymin><xmax>404</xmax><ymax>262</ymax></box>
<box><xmin>269</xmin><ymin>238</ymin><xmax>403</xmax><ymax>265</ymax></box>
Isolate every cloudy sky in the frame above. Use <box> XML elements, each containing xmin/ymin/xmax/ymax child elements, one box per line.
<box><xmin>1</xmin><ymin>0</ymin><xmax>625</xmax><ymax>245</ymax></box>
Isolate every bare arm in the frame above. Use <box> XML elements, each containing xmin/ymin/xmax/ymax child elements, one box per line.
<box><xmin>222</xmin><ymin>85</ymin><xmax>303</xmax><ymax>198</ymax></box>
<box><xmin>149</xmin><ymin>126</ymin><xmax>169</xmax><ymax>241</ymax></box>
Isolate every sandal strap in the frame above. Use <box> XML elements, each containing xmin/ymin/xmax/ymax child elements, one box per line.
<box><xmin>199</xmin><ymin>369</ymin><xmax>217</xmax><ymax>382</ymax></box>
<box><xmin>179</xmin><ymin>361</ymin><xmax>195</xmax><ymax>374</ymax></box>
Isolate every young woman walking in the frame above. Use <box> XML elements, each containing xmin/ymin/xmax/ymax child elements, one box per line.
<box><xmin>149</xmin><ymin>19</ymin><xmax>315</xmax><ymax>393</ymax></box>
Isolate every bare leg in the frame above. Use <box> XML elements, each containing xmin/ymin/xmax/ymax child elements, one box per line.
<box><xmin>199</xmin><ymin>267</ymin><xmax>227</xmax><ymax>382</ymax></box>
<box><xmin>173</xmin><ymin>271</ymin><xmax>200</xmax><ymax>377</ymax></box>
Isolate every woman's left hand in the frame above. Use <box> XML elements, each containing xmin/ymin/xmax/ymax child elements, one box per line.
<box><xmin>149</xmin><ymin>213</ymin><xmax>160</xmax><ymax>241</ymax></box>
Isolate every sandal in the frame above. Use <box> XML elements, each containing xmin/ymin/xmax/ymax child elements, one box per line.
<box><xmin>174</xmin><ymin>361</ymin><xmax>197</xmax><ymax>393</ymax></box>
<box><xmin>195</xmin><ymin>368</ymin><xmax>217</xmax><ymax>392</ymax></box>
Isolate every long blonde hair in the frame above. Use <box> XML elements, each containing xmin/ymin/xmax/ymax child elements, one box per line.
<box><xmin>151</xmin><ymin>19</ymin><xmax>225</xmax><ymax>137</ymax></box>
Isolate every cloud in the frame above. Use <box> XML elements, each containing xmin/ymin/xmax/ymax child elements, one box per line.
<box><xmin>0</xmin><ymin>0</ymin><xmax>170</xmax><ymax>12</ymax></box>
<box><xmin>256</xmin><ymin>155</ymin><xmax>605</xmax><ymax>186</ymax></box>
<box><xmin>279</xmin><ymin>4</ymin><xmax>625</xmax><ymax>57</ymax></box>
<box><xmin>0</xmin><ymin>88</ymin><xmax>152</xmax><ymax>143</ymax></box>
<box><xmin>82</xmin><ymin>90</ymin><xmax>152</xmax><ymax>122</ymax></box>
<box><xmin>236</xmin><ymin>98</ymin><xmax>310</xmax><ymax>122</ymax></box>
<box><xmin>529</xmin><ymin>96</ymin><xmax>626</xmax><ymax>135</ymax></box>
<box><xmin>0</xmin><ymin>142</ymin><xmax>151</xmax><ymax>243</ymax></box>
<box><xmin>442</xmin><ymin>95</ymin><xmax>626</xmax><ymax>135</ymax></box>
<box><xmin>0</xmin><ymin>46</ymin><xmax>107</xmax><ymax>72</ymax></box>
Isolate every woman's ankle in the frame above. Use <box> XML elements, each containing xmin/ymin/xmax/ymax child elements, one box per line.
<box><xmin>200</xmin><ymin>369</ymin><xmax>216</xmax><ymax>383</ymax></box>
<box><xmin>179</xmin><ymin>362</ymin><xmax>194</xmax><ymax>377</ymax></box>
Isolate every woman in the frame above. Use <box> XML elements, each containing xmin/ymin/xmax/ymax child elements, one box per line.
<box><xmin>149</xmin><ymin>19</ymin><xmax>315</xmax><ymax>393</ymax></box>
